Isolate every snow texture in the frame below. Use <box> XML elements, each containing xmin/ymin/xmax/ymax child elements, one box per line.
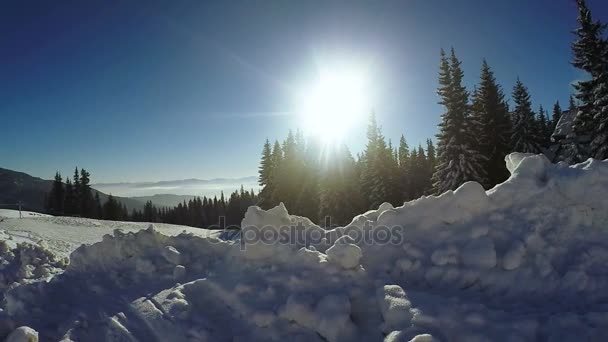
<box><xmin>1</xmin><ymin>153</ymin><xmax>608</xmax><ymax>341</ymax></box>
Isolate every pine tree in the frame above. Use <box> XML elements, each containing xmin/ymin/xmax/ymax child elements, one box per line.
<box><xmin>470</xmin><ymin>59</ymin><xmax>512</xmax><ymax>188</ymax></box>
<box><xmin>537</xmin><ymin>105</ymin><xmax>551</xmax><ymax>149</ymax></box>
<box><xmin>295</xmin><ymin>136</ymin><xmax>321</xmax><ymax>222</ymax></box>
<box><xmin>397</xmin><ymin>135</ymin><xmax>410</xmax><ymax>200</ymax></box>
<box><xmin>552</xmin><ymin>101</ymin><xmax>562</xmax><ymax>133</ymax></box>
<box><xmin>258</xmin><ymin>139</ymin><xmax>272</xmax><ymax>187</ymax></box>
<box><xmin>432</xmin><ymin>49</ymin><xmax>487</xmax><ymax>194</ymax></box>
<box><xmin>319</xmin><ymin>144</ymin><xmax>363</xmax><ymax>226</ymax></box>
<box><xmin>94</xmin><ymin>192</ymin><xmax>102</xmax><ymax>219</ymax></box>
<box><xmin>72</xmin><ymin>167</ymin><xmax>81</xmax><ymax>216</ymax></box>
<box><xmin>49</xmin><ymin>172</ymin><xmax>64</xmax><ymax>215</ymax></box>
<box><xmin>511</xmin><ymin>78</ymin><xmax>541</xmax><ymax>153</ymax></box>
<box><xmin>568</xmin><ymin>0</ymin><xmax>606</xmax><ymax>162</ymax></box>
<box><xmin>360</xmin><ymin>112</ymin><xmax>396</xmax><ymax>208</ymax></box>
<box><xmin>425</xmin><ymin>139</ymin><xmax>436</xmax><ymax>194</ymax></box>
<box><xmin>64</xmin><ymin>179</ymin><xmax>74</xmax><ymax>215</ymax></box>
<box><xmin>257</xmin><ymin>139</ymin><xmax>275</xmax><ymax>208</ymax></box>
<box><xmin>79</xmin><ymin>168</ymin><xmax>93</xmax><ymax>217</ymax></box>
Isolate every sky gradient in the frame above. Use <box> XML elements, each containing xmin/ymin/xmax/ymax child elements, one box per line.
<box><xmin>1</xmin><ymin>0</ymin><xmax>606</xmax><ymax>183</ymax></box>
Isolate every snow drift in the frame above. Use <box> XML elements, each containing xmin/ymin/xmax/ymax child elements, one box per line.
<box><xmin>2</xmin><ymin>153</ymin><xmax>608</xmax><ymax>341</ymax></box>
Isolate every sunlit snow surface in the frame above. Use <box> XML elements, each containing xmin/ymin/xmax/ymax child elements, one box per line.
<box><xmin>2</xmin><ymin>153</ymin><xmax>608</xmax><ymax>341</ymax></box>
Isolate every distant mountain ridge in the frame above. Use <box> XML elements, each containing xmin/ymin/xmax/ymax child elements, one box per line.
<box><xmin>93</xmin><ymin>176</ymin><xmax>257</xmax><ymax>188</ymax></box>
<box><xmin>0</xmin><ymin>167</ymin><xmax>145</xmax><ymax>212</ymax></box>
<box><xmin>92</xmin><ymin>176</ymin><xmax>259</xmax><ymax>197</ymax></box>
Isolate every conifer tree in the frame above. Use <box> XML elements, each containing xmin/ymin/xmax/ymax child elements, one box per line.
<box><xmin>72</xmin><ymin>167</ymin><xmax>81</xmax><ymax>216</ymax></box>
<box><xmin>94</xmin><ymin>192</ymin><xmax>102</xmax><ymax>219</ymax></box>
<box><xmin>470</xmin><ymin>59</ymin><xmax>512</xmax><ymax>188</ymax></box>
<box><xmin>425</xmin><ymin>139</ymin><xmax>436</xmax><ymax>194</ymax></box>
<box><xmin>64</xmin><ymin>179</ymin><xmax>74</xmax><ymax>215</ymax></box>
<box><xmin>398</xmin><ymin>135</ymin><xmax>410</xmax><ymax>200</ymax></box>
<box><xmin>568</xmin><ymin>0</ymin><xmax>606</xmax><ymax>162</ymax></box>
<box><xmin>511</xmin><ymin>78</ymin><xmax>541</xmax><ymax>153</ymax></box>
<box><xmin>319</xmin><ymin>144</ymin><xmax>363</xmax><ymax>226</ymax></box>
<box><xmin>79</xmin><ymin>168</ymin><xmax>93</xmax><ymax>217</ymax></box>
<box><xmin>432</xmin><ymin>49</ymin><xmax>487</xmax><ymax>194</ymax></box>
<box><xmin>49</xmin><ymin>172</ymin><xmax>64</xmax><ymax>215</ymax></box>
<box><xmin>257</xmin><ymin>139</ymin><xmax>275</xmax><ymax>208</ymax></box>
<box><xmin>537</xmin><ymin>105</ymin><xmax>551</xmax><ymax>148</ymax></box>
<box><xmin>295</xmin><ymin>136</ymin><xmax>321</xmax><ymax>222</ymax></box>
<box><xmin>360</xmin><ymin>112</ymin><xmax>396</xmax><ymax>208</ymax></box>
<box><xmin>552</xmin><ymin>101</ymin><xmax>562</xmax><ymax>133</ymax></box>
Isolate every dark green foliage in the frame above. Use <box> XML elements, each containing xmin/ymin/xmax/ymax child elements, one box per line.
<box><xmin>511</xmin><ymin>78</ymin><xmax>541</xmax><ymax>153</ymax></box>
<box><xmin>470</xmin><ymin>60</ymin><xmax>512</xmax><ymax>188</ymax></box>
<box><xmin>433</xmin><ymin>49</ymin><xmax>487</xmax><ymax>193</ymax></box>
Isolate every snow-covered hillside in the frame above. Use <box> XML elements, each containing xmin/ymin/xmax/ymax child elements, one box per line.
<box><xmin>1</xmin><ymin>153</ymin><xmax>608</xmax><ymax>341</ymax></box>
<box><xmin>0</xmin><ymin>211</ymin><xmax>215</xmax><ymax>257</ymax></box>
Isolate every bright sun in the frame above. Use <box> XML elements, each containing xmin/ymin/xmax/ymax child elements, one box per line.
<box><xmin>298</xmin><ymin>68</ymin><xmax>369</xmax><ymax>142</ymax></box>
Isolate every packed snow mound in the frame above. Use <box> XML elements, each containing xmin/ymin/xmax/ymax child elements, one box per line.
<box><xmin>0</xmin><ymin>239</ymin><xmax>66</xmax><ymax>295</ymax></box>
<box><xmin>2</xmin><ymin>153</ymin><xmax>608</xmax><ymax>341</ymax></box>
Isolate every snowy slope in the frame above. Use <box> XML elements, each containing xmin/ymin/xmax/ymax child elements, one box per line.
<box><xmin>2</xmin><ymin>153</ymin><xmax>608</xmax><ymax>341</ymax></box>
<box><xmin>0</xmin><ymin>210</ymin><xmax>216</xmax><ymax>257</ymax></box>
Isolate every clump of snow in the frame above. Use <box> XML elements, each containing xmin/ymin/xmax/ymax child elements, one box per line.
<box><xmin>376</xmin><ymin>285</ymin><xmax>414</xmax><ymax>332</ymax></box>
<box><xmin>0</xmin><ymin>240</ymin><xmax>66</xmax><ymax>296</ymax></box>
<box><xmin>326</xmin><ymin>236</ymin><xmax>362</xmax><ymax>269</ymax></box>
<box><xmin>3</xmin><ymin>326</ymin><xmax>38</xmax><ymax>342</ymax></box>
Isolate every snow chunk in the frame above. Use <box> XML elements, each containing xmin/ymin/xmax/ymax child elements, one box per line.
<box><xmin>314</xmin><ymin>294</ymin><xmax>355</xmax><ymax>342</ymax></box>
<box><xmin>462</xmin><ymin>237</ymin><xmax>496</xmax><ymax>269</ymax></box>
<box><xmin>173</xmin><ymin>265</ymin><xmax>186</xmax><ymax>280</ymax></box>
<box><xmin>162</xmin><ymin>245</ymin><xmax>181</xmax><ymax>265</ymax></box>
<box><xmin>409</xmin><ymin>334</ymin><xmax>437</xmax><ymax>342</ymax></box>
<box><xmin>376</xmin><ymin>285</ymin><xmax>413</xmax><ymax>332</ymax></box>
<box><xmin>326</xmin><ymin>236</ymin><xmax>362</xmax><ymax>269</ymax></box>
<box><xmin>279</xmin><ymin>294</ymin><xmax>317</xmax><ymax>330</ymax></box>
<box><xmin>4</xmin><ymin>326</ymin><xmax>38</xmax><ymax>342</ymax></box>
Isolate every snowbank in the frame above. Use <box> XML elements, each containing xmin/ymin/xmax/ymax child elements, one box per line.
<box><xmin>2</xmin><ymin>153</ymin><xmax>608</xmax><ymax>341</ymax></box>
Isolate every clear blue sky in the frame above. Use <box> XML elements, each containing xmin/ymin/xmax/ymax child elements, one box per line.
<box><xmin>1</xmin><ymin>0</ymin><xmax>605</xmax><ymax>183</ymax></box>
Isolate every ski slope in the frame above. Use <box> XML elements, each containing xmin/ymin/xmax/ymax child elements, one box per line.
<box><xmin>1</xmin><ymin>153</ymin><xmax>608</xmax><ymax>341</ymax></box>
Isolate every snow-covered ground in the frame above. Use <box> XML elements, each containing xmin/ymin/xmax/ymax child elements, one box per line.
<box><xmin>1</xmin><ymin>153</ymin><xmax>608</xmax><ymax>341</ymax></box>
<box><xmin>0</xmin><ymin>211</ymin><xmax>216</xmax><ymax>257</ymax></box>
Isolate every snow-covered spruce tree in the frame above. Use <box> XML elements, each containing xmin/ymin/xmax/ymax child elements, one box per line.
<box><xmin>257</xmin><ymin>139</ymin><xmax>275</xmax><ymax>209</ymax></box>
<box><xmin>425</xmin><ymin>139</ymin><xmax>436</xmax><ymax>194</ymax></box>
<box><xmin>432</xmin><ymin>49</ymin><xmax>487</xmax><ymax>194</ymax></box>
<box><xmin>470</xmin><ymin>59</ymin><xmax>512</xmax><ymax>188</ymax></box>
<box><xmin>360</xmin><ymin>112</ymin><xmax>398</xmax><ymax>208</ymax></box>
<box><xmin>537</xmin><ymin>105</ymin><xmax>551</xmax><ymax>149</ymax></box>
<box><xmin>552</xmin><ymin>101</ymin><xmax>562</xmax><ymax>133</ymax></box>
<box><xmin>510</xmin><ymin>78</ymin><xmax>541</xmax><ymax>153</ymax></box>
<box><xmin>568</xmin><ymin>0</ymin><xmax>606</xmax><ymax>162</ymax></box>
<box><xmin>272</xmin><ymin>130</ymin><xmax>307</xmax><ymax>213</ymax></box>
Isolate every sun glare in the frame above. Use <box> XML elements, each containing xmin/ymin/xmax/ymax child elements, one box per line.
<box><xmin>298</xmin><ymin>68</ymin><xmax>369</xmax><ymax>142</ymax></box>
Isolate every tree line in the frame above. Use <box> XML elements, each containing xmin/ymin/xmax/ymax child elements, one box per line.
<box><xmin>257</xmin><ymin>122</ymin><xmax>438</xmax><ymax>226</ymax></box>
<box><xmin>256</xmin><ymin>0</ymin><xmax>607</xmax><ymax>224</ymax></box>
<box><xmin>130</xmin><ymin>187</ymin><xmax>258</xmax><ymax>228</ymax></box>
<box><xmin>46</xmin><ymin>168</ymin><xmax>258</xmax><ymax>228</ymax></box>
